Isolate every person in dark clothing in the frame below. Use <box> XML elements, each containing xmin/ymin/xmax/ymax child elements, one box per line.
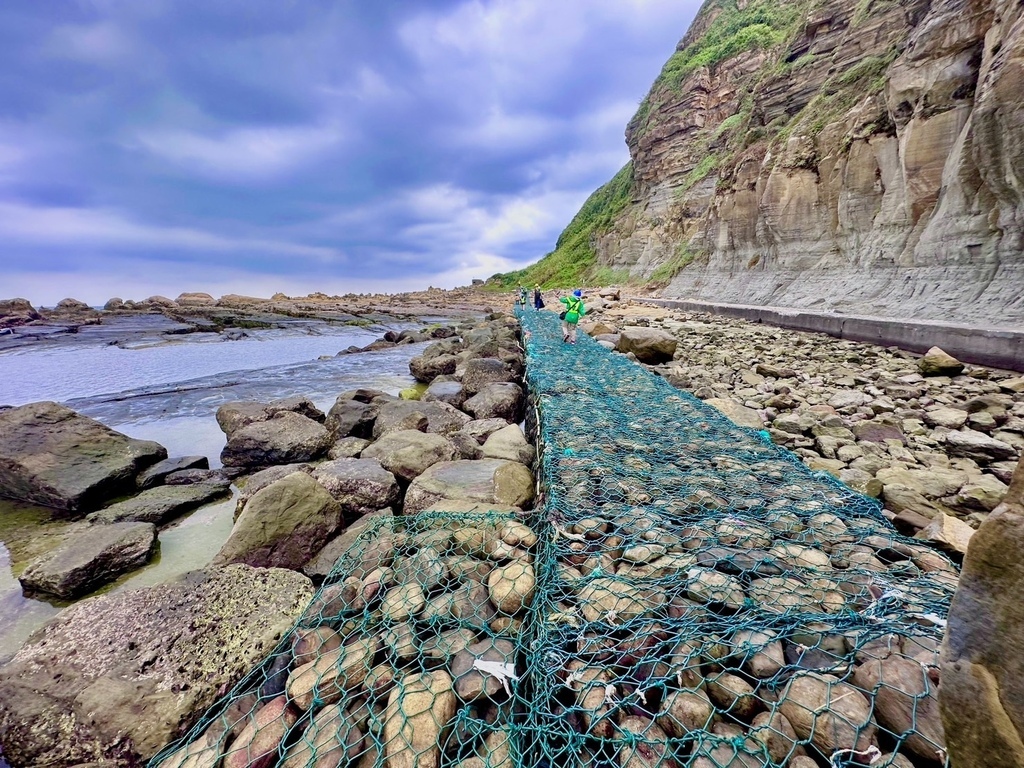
<box><xmin>533</xmin><ymin>284</ymin><xmax>544</xmax><ymax>310</ymax></box>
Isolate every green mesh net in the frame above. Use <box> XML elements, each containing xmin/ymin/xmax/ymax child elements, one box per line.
<box><xmin>148</xmin><ymin>310</ymin><xmax>956</xmax><ymax>768</ymax></box>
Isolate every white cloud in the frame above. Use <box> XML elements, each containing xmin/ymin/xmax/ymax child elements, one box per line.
<box><xmin>0</xmin><ymin>202</ymin><xmax>340</xmax><ymax>260</ymax></box>
<box><xmin>132</xmin><ymin>124</ymin><xmax>344</xmax><ymax>181</ymax></box>
<box><xmin>46</xmin><ymin>21</ymin><xmax>137</xmax><ymax>63</ymax></box>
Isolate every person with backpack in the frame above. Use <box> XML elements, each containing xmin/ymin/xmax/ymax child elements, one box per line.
<box><xmin>558</xmin><ymin>289</ymin><xmax>585</xmax><ymax>344</ymax></box>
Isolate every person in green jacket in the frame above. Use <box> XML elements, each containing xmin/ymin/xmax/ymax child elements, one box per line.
<box><xmin>559</xmin><ymin>289</ymin><xmax>585</xmax><ymax>344</ymax></box>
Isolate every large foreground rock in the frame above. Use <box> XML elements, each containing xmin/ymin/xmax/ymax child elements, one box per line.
<box><xmin>615</xmin><ymin>327</ymin><xmax>678</xmax><ymax>364</ymax></box>
<box><xmin>0</xmin><ymin>564</ymin><xmax>313</xmax><ymax>766</ymax></box>
<box><xmin>213</xmin><ymin>472</ymin><xmax>340</xmax><ymax>569</ymax></box>
<box><xmin>0</xmin><ymin>402</ymin><xmax>167</xmax><ymax>513</ymax></box>
<box><xmin>941</xmin><ymin>458</ymin><xmax>1024</xmax><ymax>767</ymax></box>
<box><xmin>18</xmin><ymin>522</ymin><xmax>156</xmax><ymax>598</ymax></box>
<box><xmin>404</xmin><ymin>459</ymin><xmax>535</xmax><ymax>515</ymax></box>
<box><xmin>220</xmin><ymin>411</ymin><xmax>331</xmax><ymax>468</ymax></box>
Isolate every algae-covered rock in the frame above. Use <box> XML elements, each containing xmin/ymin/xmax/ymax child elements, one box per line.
<box><xmin>0</xmin><ymin>564</ymin><xmax>312</xmax><ymax>766</ymax></box>
<box><xmin>213</xmin><ymin>472</ymin><xmax>340</xmax><ymax>569</ymax></box>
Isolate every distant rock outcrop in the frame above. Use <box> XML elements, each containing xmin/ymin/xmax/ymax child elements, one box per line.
<box><xmin>175</xmin><ymin>292</ymin><xmax>216</xmax><ymax>306</ymax></box>
<box><xmin>0</xmin><ymin>298</ymin><xmax>41</xmax><ymax>328</ymax></box>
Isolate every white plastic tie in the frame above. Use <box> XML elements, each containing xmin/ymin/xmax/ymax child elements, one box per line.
<box><xmin>472</xmin><ymin>660</ymin><xmax>520</xmax><ymax>696</ymax></box>
<box><xmin>830</xmin><ymin>744</ymin><xmax>881</xmax><ymax>767</ymax></box>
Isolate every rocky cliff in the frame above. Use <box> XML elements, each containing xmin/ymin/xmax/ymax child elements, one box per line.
<box><xmin>559</xmin><ymin>0</ymin><xmax>1024</xmax><ymax>326</ymax></box>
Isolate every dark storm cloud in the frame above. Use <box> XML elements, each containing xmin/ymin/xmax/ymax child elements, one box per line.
<box><xmin>0</xmin><ymin>0</ymin><xmax>701</xmax><ymax>304</ymax></box>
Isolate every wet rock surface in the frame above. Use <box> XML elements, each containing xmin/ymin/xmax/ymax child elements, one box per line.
<box><xmin>0</xmin><ymin>402</ymin><xmax>168</xmax><ymax>513</ymax></box>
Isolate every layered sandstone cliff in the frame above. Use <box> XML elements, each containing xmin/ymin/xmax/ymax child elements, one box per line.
<box><xmin>586</xmin><ymin>0</ymin><xmax>1024</xmax><ymax>326</ymax></box>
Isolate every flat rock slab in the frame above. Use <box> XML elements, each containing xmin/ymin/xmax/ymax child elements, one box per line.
<box><xmin>18</xmin><ymin>521</ymin><xmax>157</xmax><ymax>598</ymax></box>
<box><xmin>0</xmin><ymin>564</ymin><xmax>312</xmax><ymax>767</ymax></box>
<box><xmin>136</xmin><ymin>456</ymin><xmax>210</xmax><ymax>489</ymax></box>
<box><xmin>0</xmin><ymin>402</ymin><xmax>168</xmax><ymax>513</ymax></box>
<box><xmin>87</xmin><ymin>482</ymin><xmax>230</xmax><ymax>525</ymax></box>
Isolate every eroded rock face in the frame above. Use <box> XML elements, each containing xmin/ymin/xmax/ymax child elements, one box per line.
<box><xmin>0</xmin><ymin>564</ymin><xmax>313</xmax><ymax>766</ymax></box>
<box><xmin>941</xmin><ymin>457</ymin><xmax>1024</xmax><ymax>766</ymax></box>
<box><xmin>0</xmin><ymin>402</ymin><xmax>168</xmax><ymax>513</ymax></box>
<box><xmin>569</xmin><ymin>0</ymin><xmax>1024</xmax><ymax>326</ymax></box>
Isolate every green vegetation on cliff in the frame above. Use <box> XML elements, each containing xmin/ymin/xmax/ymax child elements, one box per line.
<box><xmin>486</xmin><ymin>162</ymin><xmax>634</xmax><ymax>290</ymax></box>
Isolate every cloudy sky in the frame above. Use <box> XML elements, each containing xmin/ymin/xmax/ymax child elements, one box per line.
<box><xmin>1</xmin><ymin>0</ymin><xmax>700</xmax><ymax>305</ymax></box>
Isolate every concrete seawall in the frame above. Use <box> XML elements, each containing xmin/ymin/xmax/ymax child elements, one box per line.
<box><xmin>635</xmin><ymin>298</ymin><xmax>1024</xmax><ymax>373</ymax></box>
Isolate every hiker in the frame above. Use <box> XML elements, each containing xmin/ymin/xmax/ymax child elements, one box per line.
<box><xmin>533</xmin><ymin>284</ymin><xmax>544</xmax><ymax>310</ymax></box>
<box><xmin>518</xmin><ymin>286</ymin><xmax>528</xmax><ymax>307</ymax></box>
<box><xmin>559</xmin><ymin>289</ymin><xmax>585</xmax><ymax>344</ymax></box>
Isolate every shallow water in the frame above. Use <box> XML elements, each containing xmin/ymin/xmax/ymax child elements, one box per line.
<box><xmin>0</xmin><ymin>318</ymin><xmax>429</xmax><ymax>661</ymax></box>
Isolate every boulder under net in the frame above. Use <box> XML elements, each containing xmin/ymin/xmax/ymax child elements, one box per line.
<box><xmin>518</xmin><ymin>309</ymin><xmax>955</xmax><ymax>768</ymax></box>
<box><xmin>149</xmin><ymin>510</ymin><xmax>539</xmax><ymax>768</ymax></box>
<box><xmin>149</xmin><ymin>310</ymin><xmax>958</xmax><ymax>768</ymax></box>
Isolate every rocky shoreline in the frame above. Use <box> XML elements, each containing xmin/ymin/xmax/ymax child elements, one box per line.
<box><xmin>577</xmin><ymin>298</ymin><xmax>1024</xmax><ymax>553</ymax></box>
<box><xmin>0</xmin><ymin>293</ymin><xmax>1022</xmax><ymax>766</ymax></box>
<box><xmin>0</xmin><ymin>311</ymin><xmax>532</xmax><ymax>766</ymax></box>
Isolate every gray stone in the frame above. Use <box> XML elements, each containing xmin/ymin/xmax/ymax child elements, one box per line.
<box><xmin>404</xmin><ymin>459</ymin><xmax>535</xmax><ymax>516</ymax></box>
<box><xmin>361</xmin><ymin>430</ymin><xmax>460</xmax><ymax>483</ymax></box>
<box><xmin>373</xmin><ymin>399</ymin><xmax>471</xmax><ymax>439</ymax></box>
<box><xmin>19</xmin><ymin>522</ymin><xmax>156</xmax><ymax>598</ymax></box>
<box><xmin>136</xmin><ymin>456</ymin><xmax>209</xmax><ymax>489</ymax></box>
<box><xmin>325</xmin><ymin>398</ymin><xmax>378</xmax><ymax>440</ymax></box>
<box><xmin>327</xmin><ymin>436</ymin><xmax>371</xmax><ymax>459</ymax></box>
<box><xmin>925</xmin><ymin>407</ymin><xmax>970</xmax><ymax>430</ymax></box>
<box><xmin>422</xmin><ymin>379</ymin><xmax>467</xmax><ymax>408</ymax></box>
<box><xmin>463</xmin><ymin>383</ymin><xmax>524</xmax><ymax>422</ymax></box>
<box><xmin>220</xmin><ymin>412</ymin><xmax>331</xmax><ymax>468</ymax></box>
<box><xmin>615</xmin><ymin>327</ymin><xmax>678</xmax><ymax>364</ymax></box>
<box><xmin>215</xmin><ymin>401</ymin><xmax>272</xmax><ymax>435</ymax></box>
<box><xmin>0</xmin><ymin>564</ymin><xmax>312</xmax><ymax>767</ymax></box>
<box><xmin>459</xmin><ymin>418</ymin><xmax>512</xmax><ymax>444</ymax></box>
<box><xmin>481</xmin><ymin>425</ymin><xmax>536</xmax><ymax>465</ymax></box>
<box><xmin>213</xmin><ymin>472</ymin><xmax>340</xmax><ymax>569</ymax></box>
<box><xmin>462</xmin><ymin>358</ymin><xmax>514</xmax><ymax>394</ymax></box>
<box><xmin>311</xmin><ymin>458</ymin><xmax>400</xmax><ymax>514</ymax></box>
<box><xmin>914</xmin><ymin>514</ymin><xmax>975</xmax><ymax>556</ymax></box>
<box><xmin>827</xmin><ymin>391</ymin><xmax>873</xmax><ymax>410</ymax></box>
<box><xmin>945</xmin><ymin>430</ymin><xmax>1017</xmax><ymax>464</ymax></box>
<box><xmin>919</xmin><ymin>347</ymin><xmax>964</xmax><ymax>376</ymax></box>
<box><xmin>0</xmin><ymin>402</ymin><xmax>167</xmax><ymax>513</ymax></box>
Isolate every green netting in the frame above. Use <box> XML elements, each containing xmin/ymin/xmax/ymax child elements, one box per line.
<box><xmin>148</xmin><ymin>310</ymin><xmax>957</xmax><ymax>768</ymax></box>
<box><xmin>149</xmin><ymin>511</ymin><xmax>538</xmax><ymax>768</ymax></box>
<box><xmin>519</xmin><ymin>309</ymin><xmax>955</xmax><ymax>768</ymax></box>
